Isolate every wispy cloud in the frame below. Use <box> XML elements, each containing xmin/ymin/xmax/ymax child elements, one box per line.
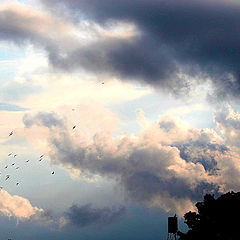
<box><xmin>0</xmin><ymin>102</ymin><xmax>28</xmax><ymax>111</ymax></box>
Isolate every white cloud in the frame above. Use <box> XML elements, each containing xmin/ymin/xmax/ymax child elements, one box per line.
<box><xmin>0</xmin><ymin>190</ymin><xmax>43</xmax><ymax>219</ymax></box>
<box><xmin>215</xmin><ymin>104</ymin><xmax>240</xmax><ymax>149</ymax></box>
<box><xmin>2</xmin><ymin>96</ymin><xmax>240</xmax><ymax>217</ymax></box>
<box><xmin>19</xmin><ymin>107</ymin><xmax>232</xmax><ymax>215</ymax></box>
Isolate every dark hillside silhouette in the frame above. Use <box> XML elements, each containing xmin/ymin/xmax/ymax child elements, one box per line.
<box><xmin>178</xmin><ymin>191</ymin><xmax>240</xmax><ymax>240</ymax></box>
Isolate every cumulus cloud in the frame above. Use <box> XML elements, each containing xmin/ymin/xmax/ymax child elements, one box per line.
<box><xmin>0</xmin><ymin>190</ymin><xmax>43</xmax><ymax>219</ymax></box>
<box><xmin>49</xmin><ymin>106</ymin><xmax>240</xmax><ymax>215</ymax></box>
<box><xmin>61</xmin><ymin>204</ymin><xmax>126</xmax><ymax>228</ymax></box>
<box><xmin>18</xmin><ymin>98</ymin><xmax>240</xmax><ymax>216</ymax></box>
<box><xmin>22</xmin><ymin>106</ymin><xmax>240</xmax><ymax>215</ymax></box>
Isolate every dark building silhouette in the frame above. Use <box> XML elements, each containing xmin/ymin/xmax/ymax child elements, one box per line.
<box><xmin>168</xmin><ymin>215</ymin><xmax>178</xmax><ymax>240</ymax></box>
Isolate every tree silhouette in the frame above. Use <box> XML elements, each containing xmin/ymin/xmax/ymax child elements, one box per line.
<box><xmin>178</xmin><ymin>191</ymin><xmax>240</xmax><ymax>240</ymax></box>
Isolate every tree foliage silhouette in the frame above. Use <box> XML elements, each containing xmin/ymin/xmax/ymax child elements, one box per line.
<box><xmin>178</xmin><ymin>191</ymin><xmax>240</xmax><ymax>240</ymax></box>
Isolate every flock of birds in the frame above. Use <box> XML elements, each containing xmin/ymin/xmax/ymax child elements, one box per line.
<box><xmin>0</xmin><ymin>131</ymin><xmax>56</xmax><ymax>190</ymax></box>
<box><xmin>0</xmin><ymin>117</ymin><xmax>81</xmax><ymax>240</ymax></box>
<box><xmin>1</xmin><ymin>110</ymin><xmax>82</xmax><ymax>190</ymax></box>
<box><xmin>1</xmin><ymin>86</ymin><xmax>106</xmax><ymax>239</ymax></box>
<box><xmin>1</xmin><ymin>120</ymin><xmax>79</xmax><ymax>190</ymax></box>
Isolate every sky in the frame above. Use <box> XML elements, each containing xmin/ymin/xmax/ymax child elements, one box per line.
<box><xmin>1</xmin><ymin>0</ymin><xmax>240</xmax><ymax>239</ymax></box>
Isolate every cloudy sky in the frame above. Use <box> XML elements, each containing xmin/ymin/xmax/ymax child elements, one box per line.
<box><xmin>1</xmin><ymin>0</ymin><xmax>240</xmax><ymax>239</ymax></box>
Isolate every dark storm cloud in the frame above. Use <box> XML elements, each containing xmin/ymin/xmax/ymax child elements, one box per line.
<box><xmin>25</xmin><ymin>203</ymin><xmax>125</xmax><ymax>229</ymax></box>
<box><xmin>64</xmin><ymin>204</ymin><xmax>126</xmax><ymax>228</ymax></box>
<box><xmin>23</xmin><ymin>112</ymin><xmax>65</xmax><ymax>128</ymax></box>
<box><xmin>48</xmin><ymin>37</ymin><xmax>182</xmax><ymax>93</ymax></box>
<box><xmin>2</xmin><ymin>1</ymin><xmax>240</xmax><ymax>97</ymax></box>
<box><xmin>0</xmin><ymin>9</ymin><xmax>32</xmax><ymax>42</ymax></box>
<box><xmin>0</xmin><ymin>5</ymin><xmax>66</xmax><ymax>64</ymax></box>
<box><xmin>39</xmin><ymin>0</ymin><xmax>240</xmax><ymax>98</ymax></box>
<box><xmin>0</xmin><ymin>7</ymin><xmax>45</xmax><ymax>45</ymax></box>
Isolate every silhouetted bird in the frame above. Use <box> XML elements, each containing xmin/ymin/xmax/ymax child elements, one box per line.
<box><xmin>0</xmin><ymin>187</ymin><xmax>3</xmax><ymax>189</ymax></box>
<box><xmin>102</xmin><ymin>82</ymin><xmax>104</xmax><ymax>84</ymax></box>
<box><xmin>11</xmin><ymin>163</ymin><xmax>15</xmax><ymax>166</ymax></box>
<box><xmin>8</xmin><ymin>153</ymin><xmax>12</xmax><ymax>156</ymax></box>
<box><xmin>16</xmin><ymin>167</ymin><xmax>19</xmax><ymax>169</ymax></box>
<box><xmin>40</xmin><ymin>155</ymin><xmax>44</xmax><ymax>158</ymax></box>
<box><xmin>5</xmin><ymin>175</ymin><xmax>10</xmax><ymax>180</ymax></box>
<box><xmin>72</xmin><ymin>125</ymin><xmax>76</xmax><ymax>130</ymax></box>
<box><xmin>16</xmin><ymin>183</ymin><xmax>19</xmax><ymax>186</ymax></box>
<box><xmin>5</xmin><ymin>166</ymin><xmax>8</xmax><ymax>169</ymax></box>
<box><xmin>14</xmin><ymin>154</ymin><xmax>17</xmax><ymax>157</ymax></box>
<box><xmin>52</xmin><ymin>171</ymin><xmax>55</xmax><ymax>175</ymax></box>
<box><xmin>9</xmin><ymin>131</ymin><xmax>13</xmax><ymax>136</ymax></box>
<box><xmin>26</xmin><ymin>160</ymin><xmax>30</xmax><ymax>162</ymax></box>
<box><xmin>39</xmin><ymin>159</ymin><xmax>42</xmax><ymax>161</ymax></box>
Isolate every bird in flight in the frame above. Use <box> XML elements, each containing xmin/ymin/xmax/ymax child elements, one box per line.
<box><xmin>52</xmin><ymin>171</ymin><xmax>55</xmax><ymax>175</ymax></box>
<box><xmin>16</xmin><ymin>167</ymin><xmax>19</xmax><ymax>169</ymax></box>
<box><xmin>72</xmin><ymin>125</ymin><xmax>76</xmax><ymax>130</ymax></box>
<box><xmin>9</xmin><ymin>131</ymin><xmax>13</xmax><ymax>136</ymax></box>
<box><xmin>5</xmin><ymin>166</ymin><xmax>8</xmax><ymax>169</ymax></box>
<box><xmin>14</xmin><ymin>154</ymin><xmax>17</xmax><ymax>157</ymax></box>
<box><xmin>16</xmin><ymin>182</ymin><xmax>19</xmax><ymax>186</ymax></box>
<box><xmin>8</xmin><ymin>153</ymin><xmax>12</xmax><ymax>156</ymax></box>
<box><xmin>5</xmin><ymin>175</ymin><xmax>10</xmax><ymax>180</ymax></box>
<box><xmin>11</xmin><ymin>163</ymin><xmax>15</xmax><ymax>166</ymax></box>
<box><xmin>26</xmin><ymin>160</ymin><xmax>30</xmax><ymax>162</ymax></box>
<box><xmin>39</xmin><ymin>159</ymin><xmax>42</xmax><ymax>161</ymax></box>
<box><xmin>40</xmin><ymin>155</ymin><xmax>44</xmax><ymax>158</ymax></box>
